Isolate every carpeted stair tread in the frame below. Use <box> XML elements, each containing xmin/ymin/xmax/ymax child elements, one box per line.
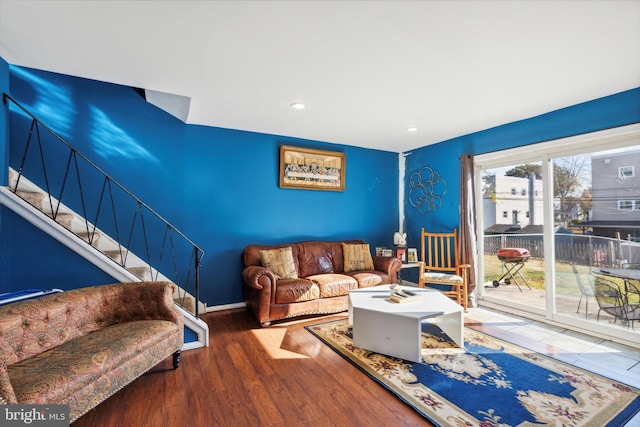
<box><xmin>15</xmin><ymin>190</ymin><xmax>45</xmax><ymax>209</ymax></box>
<box><xmin>127</xmin><ymin>266</ymin><xmax>151</xmax><ymax>280</ymax></box>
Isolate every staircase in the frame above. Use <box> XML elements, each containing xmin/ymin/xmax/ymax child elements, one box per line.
<box><xmin>2</xmin><ymin>94</ymin><xmax>208</xmax><ymax>350</ymax></box>
<box><xmin>2</xmin><ymin>169</ymin><xmax>209</xmax><ymax>350</ymax></box>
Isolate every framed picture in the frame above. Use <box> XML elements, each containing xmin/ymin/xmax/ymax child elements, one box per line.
<box><xmin>279</xmin><ymin>145</ymin><xmax>345</xmax><ymax>191</ymax></box>
<box><xmin>407</xmin><ymin>248</ymin><xmax>418</xmax><ymax>263</ymax></box>
<box><xmin>395</xmin><ymin>247</ymin><xmax>407</xmax><ymax>263</ymax></box>
<box><xmin>382</xmin><ymin>249</ymin><xmax>393</xmax><ymax>257</ymax></box>
<box><xmin>375</xmin><ymin>247</ymin><xmax>385</xmax><ymax>256</ymax></box>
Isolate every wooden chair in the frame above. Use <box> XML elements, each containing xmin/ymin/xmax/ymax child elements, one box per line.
<box><xmin>419</xmin><ymin>228</ymin><xmax>470</xmax><ymax>310</ymax></box>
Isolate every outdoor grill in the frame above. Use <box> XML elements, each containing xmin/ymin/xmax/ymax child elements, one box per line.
<box><xmin>493</xmin><ymin>247</ymin><xmax>532</xmax><ymax>291</ymax></box>
<box><xmin>497</xmin><ymin>247</ymin><xmax>530</xmax><ymax>263</ymax></box>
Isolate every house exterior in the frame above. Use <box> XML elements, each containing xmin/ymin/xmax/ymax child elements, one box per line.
<box><xmin>580</xmin><ymin>149</ymin><xmax>640</xmax><ymax>240</ymax></box>
<box><xmin>483</xmin><ymin>174</ymin><xmax>544</xmax><ymax>229</ymax></box>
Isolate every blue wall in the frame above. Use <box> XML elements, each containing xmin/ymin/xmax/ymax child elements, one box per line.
<box><xmin>1</xmin><ymin>57</ymin><xmax>10</xmax><ymax>292</ymax></box>
<box><xmin>1</xmin><ymin>64</ymin><xmax>400</xmax><ymax>306</ymax></box>
<box><xmin>403</xmin><ymin>88</ymin><xmax>640</xmax><ymax>254</ymax></box>
<box><xmin>0</xmin><ymin>57</ymin><xmax>8</xmax><ymax>185</ymax></box>
<box><xmin>3</xmin><ymin>61</ymin><xmax>638</xmax><ymax>307</ymax></box>
<box><xmin>0</xmin><ymin>207</ymin><xmax>117</xmax><ymax>292</ymax></box>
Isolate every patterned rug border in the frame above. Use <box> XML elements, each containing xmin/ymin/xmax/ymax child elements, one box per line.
<box><xmin>305</xmin><ymin>318</ymin><xmax>640</xmax><ymax>427</ymax></box>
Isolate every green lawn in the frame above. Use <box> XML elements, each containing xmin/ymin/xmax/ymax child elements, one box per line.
<box><xmin>482</xmin><ymin>257</ymin><xmax>631</xmax><ymax>298</ymax></box>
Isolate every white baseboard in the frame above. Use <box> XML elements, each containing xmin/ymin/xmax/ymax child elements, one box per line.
<box><xmin>206</xmin><ymin>301</ymin><xmax>247</xmax><ymax>312</ymax></box>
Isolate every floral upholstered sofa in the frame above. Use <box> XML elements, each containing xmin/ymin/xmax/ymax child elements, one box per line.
<box><xmin>242</xmin><ymin>239</ymin><xmax>402</xmax><ymax>326</ymax></box>
<box><xmin>0</xmin><ymin>281</ymin><xmax>183</xmax><ymax>422</ymax></box>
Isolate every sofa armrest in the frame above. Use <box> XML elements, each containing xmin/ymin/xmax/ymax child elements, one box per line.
<box><xmin>145</xmin><ymin>281</ymin><xmax>183</xmax><ymax>328</ymax></box>
<box><xmin>97</xmin><ymin>282</ymin><xmax>183</xmax><ymax>328</ymax></box>
<box><xmin>242</xmin><ymin>266</ymin><xmax>278</xmax><ymax>325</ymax></box>
<box><xmin>0</xmin><ymin>359</ymin><xmax>17</xmax><ymax>404</ymax></box>
<box><xmin>372</xmin><ymin>256</ymin><xmax>403</xmax><ymax>282</ymax></box>
<box><xmin>242</xmin><ymin>266</ymin><xmax>276</xmax><ymax>291</ymax></box>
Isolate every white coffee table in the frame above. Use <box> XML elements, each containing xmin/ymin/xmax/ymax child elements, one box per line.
<box><xmin>348</xmin><ymin>285</ymin><xmax>464</xmax><ymax>363</ymax></box>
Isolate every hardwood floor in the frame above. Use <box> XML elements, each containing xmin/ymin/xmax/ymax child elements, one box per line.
<box><xmin>72</xmin><ymin>308</ymin><xmax>431</xmax><ymax>427</ymax></box>
<box><xmin>72</xmin><ymin>306</ymin><xmax>640</xmax><ymax>426</ymax></box>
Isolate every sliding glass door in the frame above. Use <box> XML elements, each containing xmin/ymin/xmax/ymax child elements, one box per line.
<box><xmin>475</xmin><ymin>124</ymin><xmax>640</xmax><ymax>346</ymax></box>
<box><xmin>480</xmin><ymin>161</ymin><xmax>546</xmax><ymax>315</ymax></box>
<box><xmin>552</xmin><ymin>148</ymin><xmax>640</xmax><ymax>336</ymax></box>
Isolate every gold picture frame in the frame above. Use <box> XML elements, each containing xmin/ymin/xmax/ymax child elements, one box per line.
<box><xmin>279</xmin><ymin>145</ymin><xmax>345</xmax><ymax>191</ymax></box>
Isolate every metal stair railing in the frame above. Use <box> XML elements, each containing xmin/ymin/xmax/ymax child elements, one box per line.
<box><xmin>3</xmin><ymin>93</ymin><xmax>204</xmax><ymax>316</ymax></box>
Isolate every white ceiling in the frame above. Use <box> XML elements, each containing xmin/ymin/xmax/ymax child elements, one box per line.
<box><xmin>1</xmin><ymin>1</ymin><xmax>639</xmax><ymax>153</ymax></box>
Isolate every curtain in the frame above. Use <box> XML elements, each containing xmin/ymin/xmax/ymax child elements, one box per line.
<box><xmin>459</xmin><ymin>154</ymin><xmax>478</xmax><ymax>307</ymax></box>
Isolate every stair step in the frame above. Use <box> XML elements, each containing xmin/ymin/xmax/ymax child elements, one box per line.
<box><xmin>103</xmin><ymin>250</ymin><xmax>124</xmax><ymax>264</ymax></box>
<box><xmin>76</xmin><ymin>231</ymin><xmax>101</xmax><ymax>247</ymax></box>
<box><xmin>47</xmin><ymin>212</ymin><xmax>75</xmax><ymax>229</ymax></box>
<box><xmin>127</xmin><ymin>266</ymin><xmax>150</xmax><ymax>280</ymax></box>
<box><xmin>15</xmin><ymin>190</ymin><xmax>45</xmax><ymax>209</ymax></box>
<box><xmin>174</xmin><ymin>296</ymin><xmax>195</xmax><ymax>315</ymax></box>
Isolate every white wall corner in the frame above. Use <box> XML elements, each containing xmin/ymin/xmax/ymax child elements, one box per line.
<box><xmin>398</xmin><ymin>152</ymin><xmax>406</xmax><ymax>234</ymax></box>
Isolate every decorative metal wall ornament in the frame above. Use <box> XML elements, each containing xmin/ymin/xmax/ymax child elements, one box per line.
<box><xmin>408</xmin><ymin>166</ymin><xmax>447</xmax><ymax>213</ymax></box>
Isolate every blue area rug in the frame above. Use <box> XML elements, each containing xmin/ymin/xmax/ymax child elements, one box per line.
<box><xmin>306</xmin><ymin>319</ymin><xmax>640</xmax><ymax>426</ymax></box>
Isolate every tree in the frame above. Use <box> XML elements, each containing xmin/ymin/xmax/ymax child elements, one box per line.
<box><xmin>553</xmin><ymin>164</ymin><xmax>580</xmax><ymax>200</ymax></box>
<box><xmin>505</xmin><ymin>164</ymin><xmax>542</xmax><ymax>180</ymax></box>
<box><xmin>504</xmin><ymin>156</ymin><xmax>590</xmax><ymax>199</ymax></box>
<box><xmin>481</xmin><ymin>173</ymin><xmax>497</xmax><ymax>202</ymax></box>
<box><xmin>580</xmin><ymin>187</ymin><xmax>592</xmax><ymax>212</ymax></box>
<box><xmin>554</xmin><ymin>155</ymin><xmax>590</xmax><ymax>201</ymax></box>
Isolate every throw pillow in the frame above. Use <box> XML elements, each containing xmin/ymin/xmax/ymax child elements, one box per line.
<box><xmin>342</xmin><ymin>243</ymin><xmax>374</xmax><ymax>272</ymax></box>
<box><xmin>259</xmin><ymin>247</ymin><xmax>298</xmax><ymax>279</ymax></box>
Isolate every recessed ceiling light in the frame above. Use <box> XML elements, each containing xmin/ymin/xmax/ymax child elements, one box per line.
<box><xmin>290</xmin><ymin>102</ymin><xmax>306</xmax><ymax>110</ymax></box>
<box><xmin>406</xmin><ymin>127</ymin><xmax>419</xmax><ymax>133</ymax></box>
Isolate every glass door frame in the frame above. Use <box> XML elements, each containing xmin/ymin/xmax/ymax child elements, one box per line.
<box><xmin>473</xmin><ymin>123</ymin><xmax>640</xmax><ymax>347</ymax></box>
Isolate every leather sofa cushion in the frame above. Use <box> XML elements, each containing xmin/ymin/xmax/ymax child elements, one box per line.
<box><xmin>275</xmin><ymin>279</ymin><xmax>319</xmax><ymax>304</ymax></box>
<box><xmin>307</xmin><ymin>274</ymin><xmax>358</xmax><ymax>298</ymax></box>
<box><xmin>345</xmin><ymin>271</ymin><xmax>384</xmax><ymax>288</ymax></box>
<box><xmin>242</xmin><ymin>240</ymin><xmax>369</xmax><ymax>277</ymax></box>
<box><xmin>298</xmin><ymin>242</ymin><xmax>335</xmax><ymax>277</ymax></box>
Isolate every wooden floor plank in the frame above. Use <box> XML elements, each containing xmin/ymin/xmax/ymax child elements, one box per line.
<box><xmin>71</xmin><ymin>309</ymin><xmax>431</xmax><ymax>426</ymax></box>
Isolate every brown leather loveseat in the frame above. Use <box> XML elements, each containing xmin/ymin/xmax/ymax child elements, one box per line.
<box><xmin>242</xmin><ymin>240</ymin><xmax>402</xmax><ymax>326</ymax></box>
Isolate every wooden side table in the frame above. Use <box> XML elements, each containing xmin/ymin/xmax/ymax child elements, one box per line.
<box><xmin>398</xmin><ymin>262</ymin><xmax>422</xmax><ymax>285</ymax></box>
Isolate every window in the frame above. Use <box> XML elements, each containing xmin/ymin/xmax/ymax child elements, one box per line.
<box><xmin>618</xmin><ymin>200</ymin><xmax>640</xmax><ymax>210</ymax></box>
<box><xmin>511</xmin><ymin>188</ymin><xmax>516</xmax><ymax>195</ymax></box>
<box><xmin>502</xmin><ymin>211</ymin><xmax>508</xmax><ymax>218</ymax></box>
<box><xmin>619</xmin><ymin>165</ymin><xmax>634</xmax><ymax>178</ymax></box>
<box><xmin>521</xmin><ymin>189</ymin><xmax>526</xmax><ymax>196</ymax></box>
<box><xmin>526</xmin><ymin>211</ymin><xmax>530</xmax><ymax>218</ymax></box>
<box><xmin>618</xmin><ymin>200</ymin><xmax>634</xmax><ymax>211</ymax></box>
